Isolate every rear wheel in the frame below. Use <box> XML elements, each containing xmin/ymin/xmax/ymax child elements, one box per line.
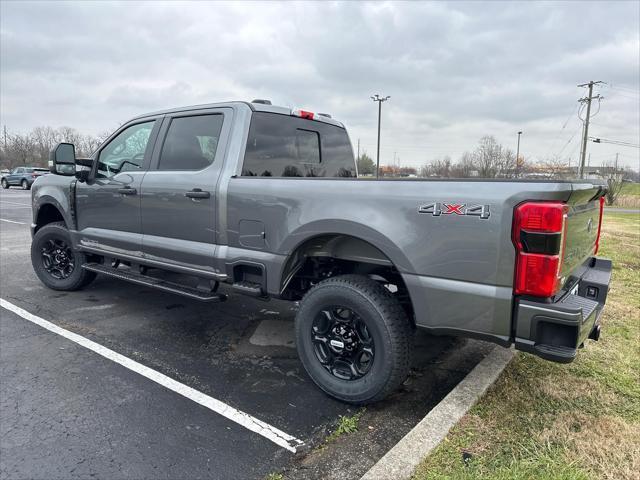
<box><xmin>31</xmin><ymin>222</ymin><xmax>96</xmax><ymax>290</ymax></box>
<box><xmin>21</xmin><ymin>179</ymin><xmax>29</xmax><ymax>190</ymax></box>
<box><xmin>1</xmin><ymin>178</ymin><xmax>8</xmax><ymax>189</ymax></box>
<box><xmin>295</xmin><ymin>274</ymin><xmax>412</xmax><ymax>404</ymax></box>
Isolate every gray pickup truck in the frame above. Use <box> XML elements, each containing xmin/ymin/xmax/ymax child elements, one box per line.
<box><xmin>30</xmin><ymin>100</ymin><xmax>611</xmax><ymax>403</ymax></box>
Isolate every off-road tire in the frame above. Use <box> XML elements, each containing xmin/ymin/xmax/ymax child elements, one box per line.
<box><xmin>1</xmin><ymin>178</ymin><xmax>8</xmax><ymax>189</ymax></box>
<box><xmin>31</xmin><ymin>221</ymin><xmax>96</xmax><ymax>291</ymax></box>
<box><xmin>295</xmin><ymin>274</ymin><xmax>412</xmax><ymax>404</ymax></box>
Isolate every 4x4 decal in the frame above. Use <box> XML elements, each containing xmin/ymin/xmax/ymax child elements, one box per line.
<box><xmin>418</xmin><ymin>202</ymin><xmax>491</xmax><ymax>219</ymax></box>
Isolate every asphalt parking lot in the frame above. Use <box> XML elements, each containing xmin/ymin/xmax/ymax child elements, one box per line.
<box><xmin>0</xmin><ymin>186</ymin><xmax>493</xmax><ymax>480</ymax></box>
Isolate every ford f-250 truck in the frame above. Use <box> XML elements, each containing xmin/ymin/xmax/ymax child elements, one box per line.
<box><xmin>30</xmin><ymin>100</ymin><xmax>611</xmax><ymax>404</ymax></box>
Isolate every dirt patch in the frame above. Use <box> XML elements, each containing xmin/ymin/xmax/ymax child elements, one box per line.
<box><xmin>538</xmin><ymin>412</ymin><xmax>640</xmax><ymax>480</ymax></box>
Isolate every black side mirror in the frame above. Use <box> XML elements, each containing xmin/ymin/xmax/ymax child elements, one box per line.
<box><xmin>49</xmin><ymin>143</ymin><xmax>76</xmax><ymax>176</ymax></box>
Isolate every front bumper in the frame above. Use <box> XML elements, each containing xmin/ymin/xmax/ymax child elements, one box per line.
<box><xmin>514</xmin><ymin>257</ymin><xmax>612</xmax><ymax>363</ymax></box>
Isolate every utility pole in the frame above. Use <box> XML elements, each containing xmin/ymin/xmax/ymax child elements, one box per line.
<box><xmin>578</xmin><ymin>80</ymin><xmax>604</xmax><ymax>179</ymax></box>
<box><xmin>515</xmin><ymin>131</ymin><xmax>522</xmax><ymax>177</ymax></box>
<box><xmin>371</xmin><ymin>94</ymin><xmax>390</xmax><ymax>178</ymax></box>
<box><xmin>357</xmin><ymin>138</ymin><xmax>360</xmax><ymax>161</ymax></box>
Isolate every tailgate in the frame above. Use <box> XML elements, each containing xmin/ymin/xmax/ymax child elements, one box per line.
<box><xmin>560</xmin><ymin>182</ymin><xmax>606</xmax><ymax>284</ymax></box>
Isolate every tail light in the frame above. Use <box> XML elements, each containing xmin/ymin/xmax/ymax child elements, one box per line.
<box><xmin>512</xmin><ymin>201</ymin><xmax>569</xmax><ymax>297</ymax></box>
<box><xmin>594</xmin><ymin>196</ymin><xmax>605</xmax><ymax>254</ymax></box>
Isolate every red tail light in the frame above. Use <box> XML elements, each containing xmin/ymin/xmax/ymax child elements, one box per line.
<box><xmin>594</xmin><ymin>196</ymin><xmax>605</xmax><ymax>254</ymax></box>
<box><xmin>512</xmin><ymin>201</ymin><xmax>569</xmax><ymax>297</ymax></box>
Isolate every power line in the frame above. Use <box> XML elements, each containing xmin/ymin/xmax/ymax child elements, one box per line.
<box><xmin>606</xmin><ymin>83</ymin><xmax>640</xmax><ymax>95</ymax></box>
<box><xmin>543</xmin><ymin>103</ymin><xmax>580</xmax><ymax>159</ymax></box>
<box><xmin>589</xmin><ymin>137</ymin><xmax>640</xmax><ymax>148</ymax></box>
<box><xmin>554</xmin><ymin>123</ymin><xmax>583</xmax><ymax>158</ymax></box>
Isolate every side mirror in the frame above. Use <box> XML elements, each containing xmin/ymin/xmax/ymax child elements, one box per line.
<box><xmin>49</xmin><ymin>143</ymin><xmax>76</xmax><ymax>176</ymax></box>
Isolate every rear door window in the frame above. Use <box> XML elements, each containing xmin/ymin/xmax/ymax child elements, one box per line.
<box><xmin>158</xmin><ymin>114</ymin><xmax>224</xmax><ymax>171</ymax></box>
<box><xmin>242</xmin><ymin>112</ymin><xmax>355</xmax><ymax>177</ymax></box>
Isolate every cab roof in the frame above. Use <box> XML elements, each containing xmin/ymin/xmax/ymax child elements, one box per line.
<box><xmin>133</xmin><ymin>101</ymin><xmax>345</xmax><ymax>128</ymax></box>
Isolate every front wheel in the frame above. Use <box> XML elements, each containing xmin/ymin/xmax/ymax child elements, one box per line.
<box><xmin>295</xmin><ymin>274</ymin><xmax>412</xmax><ymax>404</ymax></box>
<box><xmin>21</xmin><ymin>179</ymin><xmax>29</xmax><ymax>190</ymax></box>
<box><xmin>31</xmin><ymin>222</ymin><xmax>96</xmax><ymax>291</ymax></box>
<box><xmin>1</xmin><ymin>178</ymin><xmax>8</xmax><ymax>189</ymax></box>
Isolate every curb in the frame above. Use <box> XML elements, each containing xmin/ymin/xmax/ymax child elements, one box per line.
<box><xmin>361</xmin><ymin>346</ymin><xmax>515</xmax><ymax>480</ymax></box>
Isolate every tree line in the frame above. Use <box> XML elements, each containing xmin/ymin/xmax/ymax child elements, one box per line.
<box><xmin>358</xmin><ymin>135</ymin><xmax>521</xmax><ymax>178</ymax></box>
<box><xmin>358</xmin><ymin>135</ymin><xmax>637</xmax><ymax>182</ymax></box>
<box><xmin>0</xmin><ymin>126</ymin><xmax>110</xmax><ymax>170</ymax></box>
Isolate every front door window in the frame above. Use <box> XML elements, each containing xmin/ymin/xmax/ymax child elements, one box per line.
<box><xmin>98</xmin><ymin>121</ymin><xmax>155</xmax><ymax>178</ymax></box>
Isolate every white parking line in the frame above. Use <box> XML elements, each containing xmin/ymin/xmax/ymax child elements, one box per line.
<box><xmin>0</xmin><ymin>298</ymin><xmax>304</xmax><ymax>453</ymax></box>
<box><xmin>1</xmin><ymin>218</ymin><xmax>26</xmax><ymax>225</ymax></box>
<box><xmin>0</xmin><ymin>201</ymin><xmax>31</xmax><ymax>207</ymax></box>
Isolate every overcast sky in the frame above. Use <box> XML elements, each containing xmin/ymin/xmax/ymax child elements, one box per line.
<box><xmin>1</xmin><ymin>1</ymin><xmax>639</xmax><ymax>169</ymax></box>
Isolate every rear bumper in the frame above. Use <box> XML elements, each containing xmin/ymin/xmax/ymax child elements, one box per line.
<box><xmin>514</xmin><ymin>257</ymin><xmax>612</xmax><ymax>363</ymax></box>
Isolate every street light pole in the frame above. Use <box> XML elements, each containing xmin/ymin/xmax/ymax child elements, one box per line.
<box><xmin>515</xmin><ymin>131</ymin><xmax>522</xmax><ymax>177</ymax></box>
<box><xmin>371</xmin><ymin>94</ymin><xmax>390</xmax><ymax>178</ymax></box>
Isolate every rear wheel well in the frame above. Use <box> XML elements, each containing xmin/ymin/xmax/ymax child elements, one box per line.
<box><xmin>35</xmin><ymin>204</ymin><xmax>65</xmax><ymax>232</ymax></box>
<box><xmin>280</xmin><ymin>235</ymin><xmax>415</xmax><ymax>325</ymax></box>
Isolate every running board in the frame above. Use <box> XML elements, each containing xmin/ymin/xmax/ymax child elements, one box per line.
<box><xmin>82</xmin><ymin>263</ymin><xmax>227</xmax><ymax>302</ymax></box>
<box><xmin>231</xmin><ymin>280</ymin><xmax>264</xmax><ymax>297</ymax></box>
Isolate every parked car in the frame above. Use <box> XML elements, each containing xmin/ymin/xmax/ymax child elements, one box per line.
<box><xmin>1</xmin><ymin>166</ymin><xmax>49</xmax><ymax>189</ymax></box>
<box><xmin>29</xmin><ymin>100</ymin><xmax>611</xmax><ymax>404</ymax></box>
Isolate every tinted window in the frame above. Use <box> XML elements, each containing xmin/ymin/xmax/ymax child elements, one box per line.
<box><xmin>159</xmin><ymin>114</ymin><xmax>224</xmax><ymax>171</ymax></box>
<box><xmin>98</xmin><ymin>121</ymin><xmax>155</xmax><ymax>178</ymax></box>
<box><xmin>242</xmin><ymin>112</ymin><xmax>355</xmax><ymax>177</ymax></box>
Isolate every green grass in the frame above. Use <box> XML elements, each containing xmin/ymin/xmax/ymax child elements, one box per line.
<box><xmin>326</xmin><ymin>410</ymin><xmax>365</xmax><ymax>443</ymax></box>
<box><xmin>265</xmin><ymin>474</ymin><xmax>284</xmax><ymax>480</ymax></box>
<box><xmin>414</xmin><ymin>211</ymin><xmax>640</xmax><ymax>480</ymax></box>
<box><xmin>620</xmin><ymin>182</ymin><xmax>640</xmax><ymax>197</ymax></box>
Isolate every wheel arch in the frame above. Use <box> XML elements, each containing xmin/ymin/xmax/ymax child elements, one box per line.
<box><xmin>277</xmin><ymin>219</ymin><xmax>414</xmax><ymax>284</ymax></box>
<box><xmin>33</xmin><ymin>197</ymin><xmax>71</xmax><ymax>233</ymax></box>
<box><xmin>277</xmin><ymin>224</ymin><xmax>416</xmax><ymax>324</ymax></box>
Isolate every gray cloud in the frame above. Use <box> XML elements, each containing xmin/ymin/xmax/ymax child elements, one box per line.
<box><xmin>1</xmin><ymin>0</ymin><xmax>638</xmax><ymax>168</ymax></box>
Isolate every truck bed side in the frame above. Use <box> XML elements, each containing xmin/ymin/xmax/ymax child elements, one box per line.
<box><xmin>225</xmin><ymin>178</ymin><xmax>590</xmax><ymax>344</ymax></box>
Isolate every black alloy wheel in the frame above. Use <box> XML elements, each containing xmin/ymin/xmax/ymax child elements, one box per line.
<box><xmin>41</xmin><ymin>238</ymin><xmax>75</xmax><ymax>280</ymax></box>
<box><xmin>311</xmin><ymin>306</ymin><xmax>375</xmax><ymax>380</ymax></box>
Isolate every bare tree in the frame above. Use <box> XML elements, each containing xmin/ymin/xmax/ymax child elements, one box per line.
<box><xmin>424</xmin><ymin>156</ymin><xmax>452</xmax><ymax>177</ymax></box>
<box><xmin>450</xmin><ymin>152</ymin><xmax>475</xmax><ymax>178</ymax></box>
<box><xmin>0</xmin><ymin>126</ymin><xmax>104</xmax><ymax>169</ymax></box>
<box><xmin>538</xmin><ymin>155</ymin><xmax>570</xmax><ymax>179</ymax></box>
<box><xmin>603</xmin><ymin>161</ymin><xmax>625</xmax><ymax>206</ymax></box>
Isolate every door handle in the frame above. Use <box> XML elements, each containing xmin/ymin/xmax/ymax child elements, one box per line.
<box><xmin>185</xmin><ymin>188</ymin><xmax>210</xmax><ymax>199</ymax></box>
<box><xmin>117</xmin><ymin>187</ymin><xmax>137</xmax><ymax>195</ymax></box>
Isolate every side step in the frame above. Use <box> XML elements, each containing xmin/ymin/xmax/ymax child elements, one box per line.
<box><xmin>231</xmin><ymin>280</ymin><xmax>264</xmax><ymax>297</ymax></box>
<box><xmin>533</xmin><ymin>344</ymin><xmax>577</xmax><ymax>363</ymax></box>
<box><xmin>82</xmin><ymin>263</ymin><xmax>227</xmax><ymax>302</ymax></box>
